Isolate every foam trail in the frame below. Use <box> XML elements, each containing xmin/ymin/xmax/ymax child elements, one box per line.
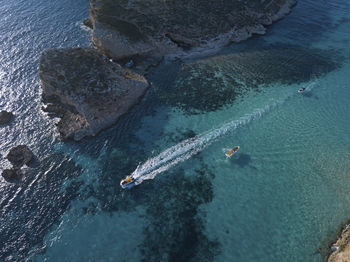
<box><xmin>131</xmin><ymin>79</ymin><xmax>318</xmax><ymax>182</ymax></box>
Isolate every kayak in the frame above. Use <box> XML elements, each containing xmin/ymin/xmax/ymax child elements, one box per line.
<box><xmin>226</xmin><ymin>146</ymin><xmax>240</xmax><ymax>158</ymax></box>
<box><xmin>120</xmin><ymin>176</ymin><xmax>141</xmax><ymax>189</ymax></box>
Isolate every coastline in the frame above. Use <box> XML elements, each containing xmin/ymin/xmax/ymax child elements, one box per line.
<box><xmin>327</xmin><ymin>220</ymin><xmax>350</xmax><ymax>262</ymax></box>
<box><xmin>39</xmin><ymin>48</ymin><xmax>148</xmax><ymax>141</ymax></box>
<box><xmin>38</xmin><ymin>0</ymin><xmax>297</xmax><ymax>141</ymax></box>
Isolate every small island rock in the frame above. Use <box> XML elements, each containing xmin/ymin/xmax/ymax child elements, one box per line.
<box><xmin>0</xmin><ymin>110</ymin><xmax>14</xmax><ymax>125</ymax></box>
<box><xmin>6</xmin><ymin>145</ymin><xmax>34</xmax><ymax>168</ymax></box>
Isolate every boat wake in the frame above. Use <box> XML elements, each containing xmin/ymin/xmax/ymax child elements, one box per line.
<box><xmin>131</xmin><ymin>80</ymin><xmax>318</xmax><ymax>183</ymax></box>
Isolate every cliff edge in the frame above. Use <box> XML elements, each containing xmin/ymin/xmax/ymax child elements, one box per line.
<box><xmin>39</xmin><ymin>48</ymin><xmax>148</xmax><ymax>141</ymax></box>
<box><xmin>90</xmin><ymin>0</ymin><xmax>297</xmax><ymax>59</ymax></box>
<box><xmin>328</xmin><ymin>224</ymin><xmax>350</xmax><ymax>262</ymax></box>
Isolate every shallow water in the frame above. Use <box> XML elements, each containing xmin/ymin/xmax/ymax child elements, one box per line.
<box><xmin>1</xmin><ymin>0</ymin><xmax>350</xmax><ymax>261</ymax></box>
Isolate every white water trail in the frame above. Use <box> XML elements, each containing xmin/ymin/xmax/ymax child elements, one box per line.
<box><xmin>131</xmin><ymin>80</ymin><xmax>319</xmax><ymax>183</ymax></box>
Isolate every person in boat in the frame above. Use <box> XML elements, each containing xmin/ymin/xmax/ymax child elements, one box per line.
<box><xmin>298</xmin><ymin>87</ymin><xmax>306</xmax><ymax>92</ymax></box>
<box><xmin>227</xmin><ymin>146</ymin><xmax>239</xmax><ymax>156</ymax></box>
<box><xmin>121</xmin><ymin>176</ymin><xmax>133</xmax><ymax>185</ymax></box>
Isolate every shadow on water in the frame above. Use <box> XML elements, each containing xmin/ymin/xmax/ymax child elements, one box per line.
<box><xmin>302</xmin><ymin>91</ymin><xmax>319</xmax><ymax>100</ymax></box>
<box><xmin>230</xmin><ymin>153</ymin><xmax>256</xmax><ymax>169</ymax></box>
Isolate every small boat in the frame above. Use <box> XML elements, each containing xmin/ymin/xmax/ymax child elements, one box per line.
<box><xmin>124</xmin><ymin>59</ymin><xmax>134</xmax><ymax>68</ymax></box>
<box><xmin>298</xmin><ymin>87</ymin><xmax>306</xmax><ymax>93</ymax></box>
<box><xmin>226</xmin><ymin>146</ymin><xmax>240</xmax><ymax>158</ymax></box>
<box><xmin>120</xmin><ymin>176</ymin><xmax>141</xmax><ymax>189</ymax></box>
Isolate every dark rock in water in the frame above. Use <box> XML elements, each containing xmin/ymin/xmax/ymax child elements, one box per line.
<box><xmin>83</xmin><ymin>18</ymin><xmax>93</xmax><ymax>29</ymax></box>
<box><xmin>39</xmin><ymin>48</ymin><xmax>149</xmax><ymax>141</ymax></box>
<box><xmin>2</xmin><ymin>168</ymin><xmax>22</xmax><ymax>180</ymax></box>
<box><xmin>6</xmin><ymin>145</ymin><xmax>35</xmax><ymax>168</ymax></box>
<box><xmin>90</xmin><ymin>0</ymin><xmax>297</xmax><ymax>59</ymax></box>
<box><xmin>0</xmin><ymin>110</ymin><xmax>14</xmax><ymax>125</ymax></box>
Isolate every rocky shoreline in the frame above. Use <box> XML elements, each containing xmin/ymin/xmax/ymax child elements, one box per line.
<box><xmin>38</xmin><ymin>0</ymin><xmax>297</xmax><ymax>141</ymax></box>
<box><xmin>39</xmin><ymin>48</ymin><xmax>148</xmax><ymax>141</ymax></box>
<box><xmin>90</xmin><ymin>0</ymin><xmax>297</xmax><ymax>60</ymax></box>
<box><xmin>327</xmin><ymin>221</ymin><xmax>350</xmax><ymax>262</ymax></box>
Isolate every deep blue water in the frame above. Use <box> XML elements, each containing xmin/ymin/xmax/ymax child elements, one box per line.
<box><xmin>1</xmin><ymin>0</ymin><xmax>350</xmax><ymax>261</ymax></box>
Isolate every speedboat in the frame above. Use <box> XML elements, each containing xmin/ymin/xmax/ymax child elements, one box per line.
<box><xmin>120</xmin><ymin>176</ymin><xmax>141</xmax><ymax>189</ymax></box>
<box><xmin>298</xmin><ymin>87</ymin><xmax>306</xmax><ymax>93</ymax></box>
<box><xmin>226</xmin><ymin>146</ymin><xmax>240</xmax><ymax>158</ymax></box>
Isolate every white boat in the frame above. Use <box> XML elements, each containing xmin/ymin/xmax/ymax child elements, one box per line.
<box><xmin>120</xmin><ymin>176</ymin><xmax>141</xmax><ymax>189</ymax></box>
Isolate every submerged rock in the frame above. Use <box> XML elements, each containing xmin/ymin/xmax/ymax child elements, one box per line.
<box><xmin>39</xmin><ymin>48</ymin><xmax>149</xmax><ymax>141</ymax></box>
<box><xmin>0</xmin><ymin>110</ymin><xmax>14</xmax><ymax>125</ymax></box>
<box><xmin>156</xmin><ymin>45</ymin><xmax>340</xmax><ymax>114</ymax></box>
<box><xmin>90</xmin><ymin>0</ymin><xmax>297</xmax><ymax>59</ymax></box>
<box><xmin>6</xmin><ymin>145</ymin><xmax>34</xmax><ymax>168</ymax></box>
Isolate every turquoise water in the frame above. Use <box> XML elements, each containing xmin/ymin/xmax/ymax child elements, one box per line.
<box><xmin>1</xmin><ymin>0</ymin><xmax>350</xmax><ymax>261</ymax></box>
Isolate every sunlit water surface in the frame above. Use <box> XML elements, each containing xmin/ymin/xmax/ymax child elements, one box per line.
<box><xmin>1</xmin><ymin>0</ymin><xmax>350</xmax><ymax>261</ymax></box>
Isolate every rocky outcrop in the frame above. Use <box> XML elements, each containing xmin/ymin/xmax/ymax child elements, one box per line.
<box><xmin>2</xmin><ymin>145</ymin><xmax>35</xmax><ymax>181</ymax></box>
<box><xmin>38</xmin><ymin>0</ymin><xmax>297</xmax><ymax>142</ymax></box>
<box><xmin>328</xmin><ymin>224</ymin><xmax>350</xmax><ymax>262</ymax></box>
<box><xmin>83</xmin><ymin>18</ymin><xmax>93</xmax><ymax>29</ymax></box>
<box><xmin>90</xmin><ymin>0</ymin><xmax>297</xmax><ymax>59</ymax></box>
<box><xmin>6</xmin><ymin>145</ymin><xmax>34</xmax><ymax>168</ymax></box>
<box><xmin>0</xmin><ymin>110</ymin><xmax>14</xmax><ymax>125</ymax></box>
<box><xmin>2</xmin><ymin>168</ymin><xmax>22</xmax><ymax>180</ymax></box>
<box><xmin>39</xmin><ymin>48</ymin><xmax>148</xmax><ymax>141</ymax></box>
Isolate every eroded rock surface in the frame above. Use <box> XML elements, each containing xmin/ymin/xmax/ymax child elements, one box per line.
<box><xmin>328</xmin><ymin>224</ymin><xmax>350</xmax><ymax>262</ymax></box>
<box><xmin>90</xmin><ymin>0</ymin><xmax>297</xmax><ymax>59</ymax></box>
<box><xmin>39</xmin><ymin>48</ymin><xmax>148</xmax><ymax>140</ymax></box>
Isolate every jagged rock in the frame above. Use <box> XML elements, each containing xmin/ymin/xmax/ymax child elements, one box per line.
<box><xmin>39</xmin><ymin>48</ymin><xmax>149</xmax><ymax>141</ymax></box>
<box><xmin>328</xmin><ymin>224</ymin><xmax>350</xmax><ymax>262</ymax></box>
<box><xmin>0</xmin><ymin>110</ymin><xmax>14</xmax><ymax>125</ymax></box>
<box><xmin>90</xmin><ymin>0</ymin><xmax>297</xmax><ymax>59</ymax></box>
<box><xmin>83</xmin><ymin>18</ymin><xmax>93</xmax><ymax>29</ymax></box>
<box><xmin>6</xmin><ymin>145</ymin><xmax>34</xmax><ymax>168</ymax></box>
<box><xmin>2</xmin><ymin>168</ymin><xmax>22</xmax><ymax>180</ymax></box>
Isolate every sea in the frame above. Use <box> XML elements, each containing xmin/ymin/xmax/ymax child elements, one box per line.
<box><xmin>1</xmin><ymin>0</ymin><xmax>350</xmax><ymax>261</ymax></box>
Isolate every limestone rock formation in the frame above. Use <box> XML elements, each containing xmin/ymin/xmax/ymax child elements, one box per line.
<box><xmin>0</xmin><ymin>110</ymin><xmax>14</xmax><ymax>125</ymax></box>
<box><xmin>328</xmin><ymin>224</ymin><xmax>350</xmax><ymax>262</ymax></box>
<box><xmin>39</xmin><ymin>48</ymin><xmax>149</xmax><ymax>141</ymax></box>
<box><xmin>89</xmin><ymin>0</ymin><xmax>297</xmax><ymax>59</ymax></box>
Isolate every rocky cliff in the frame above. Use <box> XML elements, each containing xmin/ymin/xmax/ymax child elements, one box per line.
<box><xmin>328</xmin><ymin>223</ymin><xmax>350</xmax><ymax>262</ymax></box>
<box><xmin>39</xmin><ymin>48</ymin><xmax>148</xmax><ymax>140</ymax></box>
<box><xmin>90</xmin><ymin>0</ymin><xmax>297</xmax><ymax>59</ymax></box>
<box><xmin>39</xmin><ymin>0</ymin><xmax>297</xmax><ymax>141</ymax></box>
